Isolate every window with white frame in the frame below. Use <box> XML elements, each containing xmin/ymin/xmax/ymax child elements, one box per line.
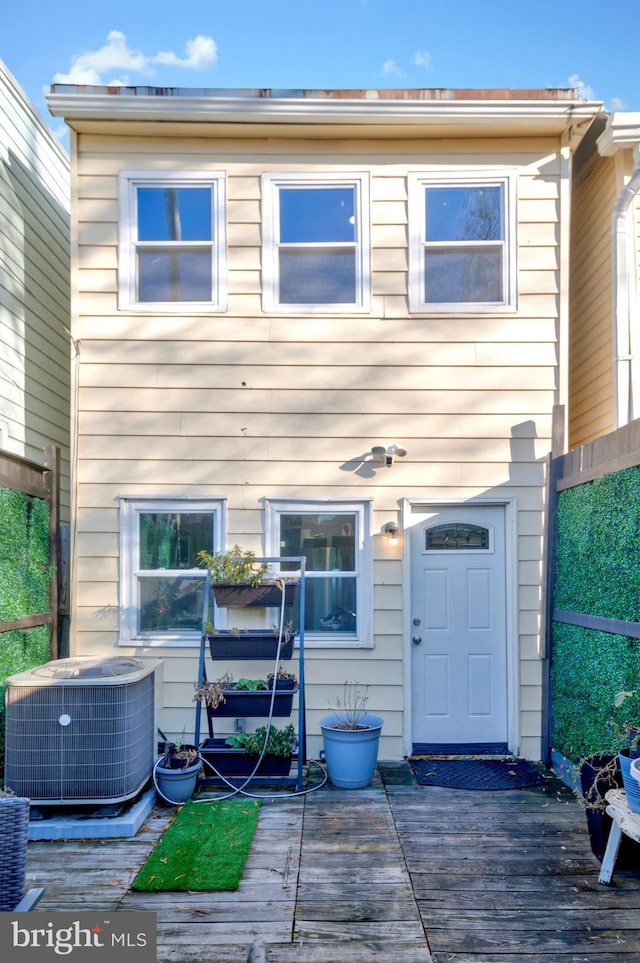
<box><xmin>409</xmin><ymin>173</ymin><xmax>516</xmax><ymax>312</ymax></box>
<box><xmin>120</xmin><ymin>499</ymin><xmax>224</xmax><ymax>644</ymax></box>
<box><xmin>118</xmin><ymin>171</ymin><xmax>226</xmax><ymax>311</ymax></box>
<box><xmin>267</xmin><ymin>500</ymin><xmax>371</xmax><ymax>644</ymax></box>
<box><xmin>262</xmin><ymin>173</ymin><xmax>370</xmax><ymax>312</ymax></box>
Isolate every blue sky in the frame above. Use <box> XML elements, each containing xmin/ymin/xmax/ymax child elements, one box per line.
<box><xmin>3</xmin><ymin>0</ymin><xmax>638</xmax><ymax>143</ymax></box>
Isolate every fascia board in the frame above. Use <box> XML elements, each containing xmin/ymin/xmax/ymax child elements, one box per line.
<box><xmin>597</xmin><ymin>112</ymin><xmax>640</xmax><ymax>156</ymax></box>
<box><xmin>47</xmin><ymin>91</ymin><xmax>601</xmax><ymax>134</ymax></box>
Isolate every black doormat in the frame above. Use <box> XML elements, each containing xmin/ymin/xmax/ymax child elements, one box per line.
<box><xmin>408</xmin><ymin>756</ymin><xmax>549</xmax><ymax>790</ymax></box>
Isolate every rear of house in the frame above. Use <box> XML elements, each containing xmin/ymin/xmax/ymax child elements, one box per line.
<box><xmin>47</xmin><ymin>86</ymin><xmax>601</xmax><ymax>761</ymax></box>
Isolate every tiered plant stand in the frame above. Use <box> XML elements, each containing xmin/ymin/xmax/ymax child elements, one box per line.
<box><xmin>194</xmin><ymin>556</ymin><xmax>306</xmax><ymax>791</ymax></box>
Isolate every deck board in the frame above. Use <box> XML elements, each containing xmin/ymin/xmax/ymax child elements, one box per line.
<box><xmin>22</xmin><ymin>762</ymin><xmax>640</xmax><ymax>962</ymax></box>
<box><xmin>383</xmin><ymin>763</ymin><xmax>640</xmax><ymax>962</ymax></box>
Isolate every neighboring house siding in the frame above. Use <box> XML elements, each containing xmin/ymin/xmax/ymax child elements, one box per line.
<box><xmin>0</xmin><ymin>61</ymin><xmax>71</xmax><ymax>520</ymax></box>
<box><xmin>70</xmin><ymin>128</ymin><xmax>567</xmax><ymax>761</ymax></box>
<box><xmin>569</xmin><ymin>148</ymin><xmax>617</xmax><ymax>447</ymax></box>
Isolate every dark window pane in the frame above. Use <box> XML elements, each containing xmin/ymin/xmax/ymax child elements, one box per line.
<box><xmin>139</xmin><ymin>575</ymin><xmax>205</xmax><ymax>632</ymax></box>
<box><xmin>426</xmin><ymin>186</ymin><xmax>503</xmax><ymax>242</ymax></box>
<box><xmin>279</xmin><ymin>249</ymin><xmax>356</xmax><ymax>303</ymax></box>
<box><xmin>137</xmin><ymin>187</ymin><xmax>212</xmax><ymax>241</ymax></box>
<box><xmin>139</xmin><ymin>512</ymin><xmax>214</xmax><ymax>570</ymax></box>
<box><xmin>426</xmin><ymin>523</ymin><xmax>490</xmax><ymax>550</ymax></box>
<box><xmin>279</xmin><ymin>513</ymin><xmax>356</xmax><ymax>572</ymax></box>
<box><xmin>304</xmin><ymin>577</ymin><xmax>357</xmax><ymax>635</ymax></box>
<box><xmin>280</xmin><ymin>187</ymin><xmax>355</xmax><ymax>243</ymax></box>
<box><xmin>425</xmin><ymin>248</ymin><xmax>502</xmax><ymax>303</ymax></box>
<box><xmin>138</xmin><ymin>250</ymin><xmax>212</xmax><ymax>301</ymax></box>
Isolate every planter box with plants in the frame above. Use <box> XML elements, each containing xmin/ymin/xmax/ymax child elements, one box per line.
<box><xmin>198</xmin><ymin>545</ymin><xmax>298</xmax><ymax>608</ymax></box>
<box><xmin>194</xmin><ymin>669</ymin><xmax>298</xmax><ymax>719</ymax></box>
<box><xmin>199</xmin><ymin>723</ymin><xmax>297</xmax><ymax>778</ymax></box>
<box><xmin>206</xmin><ymin>624</ymin><xmax>295</xmax><ymax>660</ymax></box>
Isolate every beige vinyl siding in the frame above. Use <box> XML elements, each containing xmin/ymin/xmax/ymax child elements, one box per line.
<box><xmin>70</xmin><ymin>127</ymin><xmax>568</xmax><ymax>761</ymax></box>
<box><xmin>568</xmin><ymin>146</ymin><xmax>617</xmax><ymax>447</ymax></box>
<box><xmin>0</xmin><ymin>61</ymin><xmax>71</xmax><ymax>520</ymax></box>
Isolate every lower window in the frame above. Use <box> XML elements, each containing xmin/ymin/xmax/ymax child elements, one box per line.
<box><xmin>120</xmin><ymin>499</ymin><xmax>224</xmax><ymax>644</ymax></box>
<box><xmin>267</xmin><ymin>500</ymin><xmax>371</xmax><ymax>644</ymax></box>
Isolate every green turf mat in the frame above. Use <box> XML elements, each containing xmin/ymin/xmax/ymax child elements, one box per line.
<box><xmin>132</xmin><ymin>798</ymin><xmax>261</xmax><ymax>891</ymax></box>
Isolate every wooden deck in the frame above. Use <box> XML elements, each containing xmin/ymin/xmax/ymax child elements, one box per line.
<box><xmin>24</xmin><ymin>762</ymin><xmax>640</xmax><ymax>962</ymax></box>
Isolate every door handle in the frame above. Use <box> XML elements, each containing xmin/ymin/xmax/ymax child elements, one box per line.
<box><xmin>412</xmin><ymin>635</ymin><xmax>422</xmax><ymax>645</ymax></box>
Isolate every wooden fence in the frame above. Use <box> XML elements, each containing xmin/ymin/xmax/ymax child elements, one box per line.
<box><xmin>0</xmin><ymin>445</ymin><xmax>61</xmax><ymax>659</ymax></box>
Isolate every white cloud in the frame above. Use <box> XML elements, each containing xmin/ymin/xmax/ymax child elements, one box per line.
<box><xmin>154</xmin><ymin>35</ymin><xmax>218</xmax><ymax>69</ymax></box>
<box><xmin>412</xmin><ymin>51</ymin><xmax>433</xmax><ymax>72</ymax></box>
<box><xmin>381</xmin><ymin>59</ymin><xmax>405</xmax><ymax>77</ymax></box>
<box><xmin>608</xmin><ymin>96</ymin><xmax>627</xmax><ymax>111</ymax></box>
<box><xmin>567</xmin><ymin>73</ymin><xmax>595</xmax><ymax>101</ymax></box>
<box><xmin>53</xmin><ymin>30</ymin><xmax>217</xmax><ymax>86</ymax></box>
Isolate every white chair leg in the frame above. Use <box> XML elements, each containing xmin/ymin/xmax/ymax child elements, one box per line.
<box><xmin>598</xmin><ymin>821</ymin><xmax>623</xmax><ymax>885</ymax></box>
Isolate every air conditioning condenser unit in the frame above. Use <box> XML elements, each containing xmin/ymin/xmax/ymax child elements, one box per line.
<box><xmin>4</xmin><ymin>656</ymin><xmax>160</xmax><ymax>806</ymax></box>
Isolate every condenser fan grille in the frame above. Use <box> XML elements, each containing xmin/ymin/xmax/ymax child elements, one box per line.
<box><xmin>4</xmin><ymin>659</ymin><xmax>157</xmax><ymax>805</ymax></box>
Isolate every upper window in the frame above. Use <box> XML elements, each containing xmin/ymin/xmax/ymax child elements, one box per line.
<box><xmin>262</xmin><ymin>173</ymin><xmax>370</xmax><ymax>312</ymax></box>
<box><xmin>266</xmin><ymin>500</ymin><xmax>372</xmax><ymax>645</ymax></box>
<box><xmin>118</xmin><ymin>171</ymin><xmax>227</xmax><ymax>312</ymax></box>
<box><xmin>409</xmin><ymin>173</ymin><xmax>516</xmax><ymax>312</ymax></box>
<box><xmin>119</xmin><ymin>498</ymin><xmax>224</xmax><ymax>645</ymax></box>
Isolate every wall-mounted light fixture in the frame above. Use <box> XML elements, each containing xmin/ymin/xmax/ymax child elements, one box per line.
<box><xmin>371</xmin><ymin>444</ymin><xmax>407</xmax><ymax>467</ymax></box>
<box><xmin>383</xmin><ymin>521</ymin><xmax>400</xmax><ymax>546</ymax></box>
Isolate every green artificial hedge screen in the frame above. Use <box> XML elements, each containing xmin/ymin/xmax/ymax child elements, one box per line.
<box><xmin>551</xmin><ymin>465</ymin><xmax>640</xmax><ymax>760</ymax></box>
<box><xmin>0</xmin><ymin>487</ymin><xmax>53</xmax><ymax>768</ymax></box>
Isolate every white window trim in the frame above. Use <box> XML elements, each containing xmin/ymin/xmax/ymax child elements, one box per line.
<box><xmin>262</xmin><ymin>172</ymin><xmax>371</xmax><ymax>314</ymax></box>
<box><xmin>118</xmin><ymin>170</ymin><xmax>227</xmax><ymax>314</ymax></box>
<box><xmin>408</xmin><ymin>170</ymin><xmax>517</xmax><ymax>314</ymax></box>
<box><xmin>119</xmin><ymin>497</ymin><xmax>225</xmax><ymax>647</ymax></box>
<box><xmin>265</xmin><ymin>498</ymin><xmax>373</xmax><ymax>647</ymax></box>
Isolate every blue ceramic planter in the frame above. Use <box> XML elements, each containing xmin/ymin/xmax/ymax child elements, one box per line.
<box><xmin>320</xmin><ymin>713</ymin><xmax>384</xmax><ymax>789</ymax></box>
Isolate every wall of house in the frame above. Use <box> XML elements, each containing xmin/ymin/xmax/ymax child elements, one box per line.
<box><xmin>568</xmin><ymin>133</ymin><xmax>640</xmax><ymax>449</ymax></box>
<box><xmin>568</xmin><ymin>143</ymin><xmax>617</xmax><ymax>448</ymax></box>
<box><xmin>69</xmin><ymin>128</ymin><xmax>569</xmax><ymax>761</ymax></box>
<box><xmin>0</xmin><ymin>61</ymin><xmax>71</xmax><ymax>521</ymax></box>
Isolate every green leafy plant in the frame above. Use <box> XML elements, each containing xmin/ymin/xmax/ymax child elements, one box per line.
<box><xmin>225</xmin><ymin>723</ymin><xmax>296</xmax><ymax>757</ymax></box>
<box><xmin>234</xmin><ymin>677</ymin><xmax>268</xmax><ymax>691</ymax></box>
<box><xmin>197</xmin><ymin>545</ymin><xmax>270</xmax><ymax>587</ymax></box>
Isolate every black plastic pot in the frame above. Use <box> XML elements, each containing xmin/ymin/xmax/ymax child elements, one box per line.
<box><xmin>207</xmin><ymin>630</ymin><xmax>294</xmax><ymax>660</ymax></box>
<box><xmin>206</xmin><ymin>687</ymin><xmax>295</xmax><ymax>718</ymax></box>
<box><xmin>199</xmin><ymin>738</ymin><xmax>292</xmax><ymax>776</ymax></box>
<box><xmin>211</xmin><ymin>581</ymin><xmax>298</xmax><ymax>608</ymax></box>
<box><xmin>580</xmin><ymin>754</ymin><xmax>640</xmax><ymax>865</ymax></box>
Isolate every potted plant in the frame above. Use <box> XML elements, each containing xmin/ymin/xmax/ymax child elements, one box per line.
<box><xmin>197</xmin><ymin>545</ymin><xmax>298</xmax><ymax>608</ymax></box>
<box><xmin>199</xmin><ymin>723</ymin><xmax>297</xmax><ymax>778</ymax></box>
<box><xmin>204</xmin><ymin>620</ymin><xmax>295</xmax><ymax>660</ymax></box>
<box><xmin>154</xmin><ymin>737</ymin><xmax>202</xmax><ymax>805</ymax></box>
<box><xmin>319</xmin><ymin>682</ymin><xmax>384</xmax><ymax>789</ymax></box>
<box><xmin>193</xmin><ymin>670</ymin><xmax>297</xmax><ymax>717</ymax></box>
<box><xmin>613</xmin><ymin>689</ymin><xmax>640</xmax><ymax>813</ymax></box>
<box><xmin>267</xmin><ymin>665</ymin><xmax>299</xmax><ymax>692</ymax></box>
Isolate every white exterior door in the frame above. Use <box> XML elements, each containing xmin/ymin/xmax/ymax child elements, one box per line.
<box><xmin>410</xmin><ymin>505</ymin><xmax>508</xmax><ymax>750</ymax></box>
